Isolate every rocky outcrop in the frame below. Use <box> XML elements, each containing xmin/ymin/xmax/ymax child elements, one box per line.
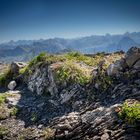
<box><xmin>48</xmin><ymin>101</ymin><xmax>140</xmax><ymax>140</ymax></box>
<box><xmin>26</xmin><ymin>61</ymin><xmax>92</xmax><ymax>96</ymax></box>
<box><xmin>27</xmin><ymin>63</ymin><xmax>59</xmax><ymax>95</ymax></box>
<box><xmin>0</xmin><ymin>47</ymin><xmax>140</xmax><ymax>140</ymax></box>
<box><xmin>125</xmin><ymin>47</ymin><xmax>140</xmax><ymax>68</ymax></box>
<box><xmin>28</xmin><ymin>65</ymin><xmax>49</xmax><ymax>95</ymax></box>
<box><xmin>50</xmin><ymin>104</ymin><xmax>121</xmax><ymax>140</ymax></box>
<box><xmin>107</xmin><ymin>46</ymin><xmax>140</xmax><ymax>76</ymax></box>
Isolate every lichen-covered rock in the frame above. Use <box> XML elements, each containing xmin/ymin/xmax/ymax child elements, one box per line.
<box><xmin>8</xmin><ymin>81</ymin><xmax>17</xmax><ymax>90</ymax></box>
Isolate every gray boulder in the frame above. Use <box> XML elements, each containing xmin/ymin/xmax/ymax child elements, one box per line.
<box><xmin>107</xmin><ymin>59</ymin><xmax>126</xmax><ymax>76</ymax></box>
<box><xmin>8</xmin><ymin>80</ymin><xmax>17</xmax><ymax>90</ymax></box>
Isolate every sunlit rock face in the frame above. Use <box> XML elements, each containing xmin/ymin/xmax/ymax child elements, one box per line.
<box><xmin>107</xmin><ymin>47</ymin><xmax>140</xmax><ymax>76</ymax></box>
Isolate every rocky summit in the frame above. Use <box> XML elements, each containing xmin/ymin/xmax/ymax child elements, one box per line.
<box><xmin>0</xmin><ymin>47</ymin><xmax>140</xmax><ymax>140</ymax></box>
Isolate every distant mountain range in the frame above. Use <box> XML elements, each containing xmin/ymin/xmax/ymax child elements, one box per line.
<box><xmin>0</xmin><ymin>32</ymin><xmax>140</xmax><ymax>62</ymax></box>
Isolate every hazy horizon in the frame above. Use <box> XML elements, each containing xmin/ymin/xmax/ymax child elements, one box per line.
<box><xmin>1</xmin><ymin>31</ymin><xmax>140</xmax><ymax>44</ymax></box>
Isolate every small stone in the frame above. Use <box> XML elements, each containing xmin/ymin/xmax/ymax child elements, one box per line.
<box><xmin>60</xmin><ymin>92</ymin><xmax>75</xmax><ymax>104</ymax></box>
<box><xmin>112</xmin><ymin>94</ymin><xmax>116</xmax><ymax>99</ymax></box>
<box><xmin>134</xmin><ymin>79</ymin><xmax>140</xmax><ymax>84</ymax></box>
<box><xmin>56</xmin><ymin>123</ymin><xmax>72</xmax><ymax>130</ymax></box>
<box><xmin>95</xmin><ymin>83</ymin><xmax>99</xmax><ymax>89</ymax></box>
<box><xmin>93</xmin><ymin>70</ymin><xmax>98</xmax><ymax>77</ymax></box>
<box><xmin>38</xmin><ymin>124</ymin><xmax>43</xmax><ymax>129</ymax></box>
<box><xmin>8</xmin><ymin>81</ymin><xmax>17</xmax><ymax>90</ymax></box>
<box><xmin>64</xmin><ymin>130</ymin><xmax>69</xmax><ymax>135</ymax></box>
<box><xmin>132</xmin><ymin>88</ymin><xmax>138</xmax><ymax>94</ymax></box>
<box><xmin>37</xmin><ymin>103</ymin><xmax>45</xmax><ymax>108</ymax></box>
<box><xmin>49</xmin><ymin>100</ymin><xmax>58</xmax><ymax>106</ymax></box>
<box><xmin>101</xmin><ymin>133</ymin><xmax>109</xmax><ymax>140</ymax></box>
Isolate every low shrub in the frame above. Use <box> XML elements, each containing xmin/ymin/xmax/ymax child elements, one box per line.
<box><xmin>0</xmin><ymin>69</ymin><xmax>13</xmax><ymax>87</ymax></box>
<box><xmin>55</xmin><ymin>61</ymin><xmax>92</xmax><ymax>85</ymax></box>
<box><xmin>118</xmin><ymin>101</ymin><xmax>140</xmax><ymax>125</ymax></box>
<box><xmin>10</xmin><ymin>107</ymin><xmax>18</xmax><ymax>116</ymax></box>
<box><xmin>28</xmin><ymin>52</ymin><xmax>47</xmax><ymax>67</ymax></box>
<box><xmin>65</xmin><ymin>52</ymin><xmax>104</xmax><ymax>66</ymax></box>
<box><xmin>43</xmin><ymin>128</ymin><xmax>55</xmax><ymax>140</ymax></box>
<box><xmin>19</xmin><ymin>66</ymin><xmax>28</xmax><ymax>75</ymax></box>
<box><xmin>31</xmin><ymin>112</ymin><xmax>38</xmax><ymax>122</ymax></box>
<box><xmin>0</xmin><ymin>94</ymin><xmax>7</xmax><ymax>105</ymax></box>
<box><xmin>0</xmin><ymin>126</ymin><xmax>9</xmax><ymax>138</ymax></box>
<box><xmin>0</xmin><ymin>105</ymin><xmax>9</xmax><ymax>120</ymax></box>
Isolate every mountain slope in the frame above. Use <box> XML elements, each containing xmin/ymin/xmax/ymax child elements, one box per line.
<box><xmin>0</xmin><ymin>32</ymin><xmax>140</xmax><ymax>62</ymax></box>
<box><xmin>117</xmin><ymin>36</ymin><xmax>138</xmax><ymax>51</ymax></box>
<box><xmin>0</xmin><ymin>46</ymin><xmax>28</xmax><ymax>58</ymax></box>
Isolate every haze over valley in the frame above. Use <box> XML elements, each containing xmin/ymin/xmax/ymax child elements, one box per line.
<box><xmin>0</xmin><ymin>32</ymin><xmax>140</xmax><ymax>62</ymax></box>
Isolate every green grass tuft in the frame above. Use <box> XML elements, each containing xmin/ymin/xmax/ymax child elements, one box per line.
<box><xmin>119</xmin><ymin>101</ymin><xmax>140</xmax><ymax>125</ymax></box>
<box><xmin>10</xmin><ymin>107</ymin><xmax>18</xmax><ymax>116</ymax></box>
<box><xmin>65</xmin><ymin>52</ymin><xmax>104</xmax><ymax>66</ymax></box>
<box><xmin>19</xmin><ymin>66</ymin><xmax>28</xmax><ymax>75</ymax></box>
<box><xmin>0</xmin><ymin>69</ymin><xmax>13</xmax><ymax>87</ymax></box>
<box><xmin>0</xmin><ymin>126</ymin><xmax>9</xmax><ymax>137</ymax></box>
<box><xmin>0</xmin><ymin>94</ymin><xmax>7</xmax><ymax>105</ymax></box>
<box><xmin>55</xmin><ymin>61</ymin><xmax>92</xmax><ymax>85</ymax></box>
<box><xmin>28</xmin><ymin>52</ymin><xmax>47</xmax><ymax>67</ymax></box>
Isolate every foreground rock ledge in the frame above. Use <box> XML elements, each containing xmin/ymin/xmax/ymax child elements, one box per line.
<box><xmin>0</xmin><ymin>47</ymin><xmax>140</xmax><ymax>140</ymax></box>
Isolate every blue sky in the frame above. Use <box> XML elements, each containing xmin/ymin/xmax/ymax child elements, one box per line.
<box><xmin>0</xmin><ymin>0</ymin><xmax>140</xmax><ymax>42</ymax></box>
